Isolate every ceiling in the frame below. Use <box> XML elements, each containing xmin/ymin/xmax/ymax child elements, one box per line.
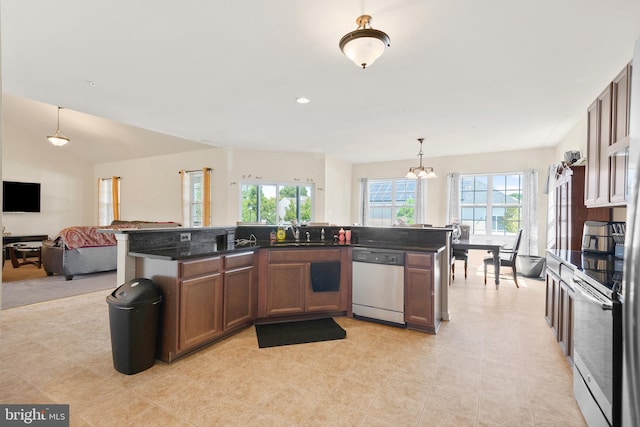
<box><xmin>2</xmin><ymin>0</ymin><xmax>640</xmax><ymax>165</ymax></box>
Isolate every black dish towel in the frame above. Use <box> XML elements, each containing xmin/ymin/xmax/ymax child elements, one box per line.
<box><xmin>310</xmin><ymin>261</ymin><xmax>341</xmax><ymax>292</ymax></box>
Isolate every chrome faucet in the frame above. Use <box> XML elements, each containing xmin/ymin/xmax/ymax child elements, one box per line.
<box><xmin>290</xmin><ymin>220</ymin><xmax>300</xmax><ymax>242</ymax></box>
<box><xmin>306</xmin><ymin>231</ymin><xmax>311</xmax><ymax>242</ymax></box>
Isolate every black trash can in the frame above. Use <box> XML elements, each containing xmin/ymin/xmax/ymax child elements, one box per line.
<box><xmin>106</xmin><ymin>278</ymin><xmax>162</xmax><ymax>375</ymax></box>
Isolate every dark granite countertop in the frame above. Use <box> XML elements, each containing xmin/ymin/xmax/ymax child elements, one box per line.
<box><xmin>547</xmin><ymin>249</ymin><xmax>623</xmax><ymax>292</ymax></box>
<box><xmin>129</xmin><ymin>244</ymin><xmax>258</xmax><ymax>261</ymax></box>
<box><xmin>248</xmin><ymin>240</ymin><xmax>444</xmax><ymax>253</ymax></box>
<box><xmin>128</xmin><ymin>240</ymin><xmax>445</xmax><ymax>261</ymax></box>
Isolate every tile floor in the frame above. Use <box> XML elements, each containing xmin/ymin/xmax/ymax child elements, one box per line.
<box><xmin>0</xmin><ymin>261</ymin><xmax>587</xmax><ymax>426</ymax></box>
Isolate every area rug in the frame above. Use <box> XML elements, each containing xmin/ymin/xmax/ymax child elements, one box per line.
<box><xmin>255</xmin><ymin>318</ymin><xmax>346</xmax><ymax>348</ymax></box>
<box><xmin>1</xmin><ymin>271</ymin><xmax>117</xmax><ymax>309</ymax></box>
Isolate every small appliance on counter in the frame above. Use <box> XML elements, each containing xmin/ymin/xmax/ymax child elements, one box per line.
<box><xmin>582</xmin><ymin>221</ymin><xmax>617</xmax><ymax>254</ymax></box>
<box><xmin>611</xmin><ymin>222</ymin><xmax>626</xmax><ymax>259</ymax></box>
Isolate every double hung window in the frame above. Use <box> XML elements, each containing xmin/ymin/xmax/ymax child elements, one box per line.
<box><xmin>180</xmin><ymin>168</ymin><xmax>212</xmax><ymax>227</ymax></box>
<box><xmin>459</xmin><ymin>173</ymin><xmax>523</xmax><ymax>237</ymax></box>
<box><xmin>366</xmin><ymin>178</ymin><xmax>417</xmax><ymax>226</ymax></box>
<box><xmin>98</xmin><ymin>176</ymin><xmax>120</xmax><ymax>226</ymax></box>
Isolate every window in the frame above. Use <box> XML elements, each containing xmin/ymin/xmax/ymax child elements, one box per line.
<box><xmin>180</xmin><ymin>168</ymin><xmax>211</xmax><ymax>227</ymax></box>
<box><xmin>98</xmin><ymin>176</ymin><xmax>120</xmax><ymax>226</ymax></box>
<box><xmin>367</xmin><ymin>178</ymin><xmax>417</xmax><ymax>226</ymax></box>
<box><xmin>459</xmin><ymin>173</ymin><xmax>523</xmax><ymax>236</ymax></box>
<box><xmin>240</xmin><ymin>183</ymin><xmax>312</xmax><ymax>225</ymax></box>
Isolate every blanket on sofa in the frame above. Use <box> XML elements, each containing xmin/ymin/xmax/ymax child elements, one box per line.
<box><xmin>54</xmin><ymin>226</ymin><xmax>117</xmax><ymax>250</ymax></box>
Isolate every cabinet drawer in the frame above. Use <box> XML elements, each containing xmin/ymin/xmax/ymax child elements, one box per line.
<box><xmin>268</xmin><ymin>249</ymin><xmax>341</xmax><ymax>263</ymax></box>
<box><xmin>560</xmin><ymin>263</ymin><xmax>574</xmax><ymax>284</ymax></box>
<box><xmin>546</xmin><ymin>254</ymin><xmax>561</xmax><ymax>275</ymax></box>
<box><xmin>224</xmin><ymin>252</ymin><xmax>254</xmax><ymax>270</ymax></box>
<box><xmin>405</xmin><ymin>252</ymin><xmax>433</xmax><ymax>269</ymax></box>
<box><xmin>180</xmin><ymin>257</ymin><xmax>221</xmax><ymax>279</ymax></box>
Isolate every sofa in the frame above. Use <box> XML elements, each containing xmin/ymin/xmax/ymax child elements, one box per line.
<box><xmin>42</xmin><ymin>221</ymin><xmax>180</xmax><ymax>280</ymax></box>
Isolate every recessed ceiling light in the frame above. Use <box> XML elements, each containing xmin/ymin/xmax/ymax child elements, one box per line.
<box><xmin>296</xmin><ymin>97</ymin><xmax>310</xmax><ymax>104</ymax></box>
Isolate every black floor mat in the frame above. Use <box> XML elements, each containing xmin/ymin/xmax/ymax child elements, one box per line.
<box><xmin>255</xmin><ymin>318</ymin><xmax>346</xmax><ymax>348</ymax></box>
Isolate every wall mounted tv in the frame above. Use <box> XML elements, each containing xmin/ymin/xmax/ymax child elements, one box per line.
<box><xmin>3</xmin><ymin>181</ymin><xmax>41</xmax><ymax>213</ymax></box>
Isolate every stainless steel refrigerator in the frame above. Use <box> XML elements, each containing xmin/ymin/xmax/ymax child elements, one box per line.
<box><xmin>623</xmin><ymin>35</ymin><xmax>640</xmax><ymax>427</ymax></box>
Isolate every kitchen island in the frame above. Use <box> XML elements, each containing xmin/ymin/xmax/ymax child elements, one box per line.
<box><xmin>110</xmin><ymin>225</ymin><xmax>451</xmax><ymax>362</ymax></box>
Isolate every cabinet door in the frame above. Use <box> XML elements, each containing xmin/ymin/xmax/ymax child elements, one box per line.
<box><xmin>179</xmin><ymin>273</ymin><xmax>223</xmax><ymax>351</ymax></box>
<box><xmin>559</xmin><ymin>281</ymin><xmax>574</xmax><ymax>360</ymax></box>
<box><xmin>610</xmin><ymin>149</ymin><xmax>628</xmax><ymax>204</ymax></box>
<box><xmin>556</xmin><ymin>181</ymin><xmax>569</xmax><ymax>251</ymax></box>
<box><xmin>545</xmin><ymin>269</ymin><xmax>558</xmax><ymax>327</ymax></box>
<box><xmin>586</xmin><ymin>85</ymin><xmax>613</xmax><ymax>206</ymax></box>
<box><xmin>266</xmin><ymin>263</ymin><xmax>307</xmax><ymax>316</ymax></box>
<box><xmin>306</xmin><ymin>284</ymin><xmax>342</xmax><ymax>313</ymax></box>
<box><xmin>404</xmin><ymin>253</ymin><xmax>435</xmax><ymax>332</ymax></box>
<box><xmin>596</xmin><ymin>85</ymin><xmax>613</xmax><ymax>205</ymax></box>
<box><xmin>585</xmin><ymin>100</ymin><xmax>600</xmax><ymax>206</ymax></box>
<box><xmin>612</xmin><ymin>63</ymin><xmax>631</xmax><ymax>145</ymax></box>
<box><xmin>405</xmin><ymin>267</ymin><xmax>433</xmax><ymax>329</ymax></box>
<box><xmin>223</xmin><ymin>266</ymin><xmax>255</xmax><ymax>330</ymax></box>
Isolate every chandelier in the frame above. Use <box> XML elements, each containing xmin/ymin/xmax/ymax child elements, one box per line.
<box><xmin>339</xmin><ymin>15</ymin><xmax>390</xmax><ymax>69</ymax></box>
<box><xmin>406</xmin><ymin>138</ymin><xmax>436</xmax><ymax>179</ymax></box>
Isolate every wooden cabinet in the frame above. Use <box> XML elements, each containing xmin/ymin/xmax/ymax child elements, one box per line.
<box><xmin>136</xmin><ymin>250</ymin><xmax>255</xmax><ymax>362</ymax></box>
<box><xmin>609</xmin><ymin>64</ymin><xmax>631</xmax><ymax>204</ymax></box>
<box><xmin>545</xmin><ymin>265</ymin><xmax>558</xmax><ymax>327</ymax></box>
<box><xmin>223</xmin><ymin>252</ymin><xmax>257</xmax><ymax>330</ymax></box>
<box><xmin>558</xmin><ymin>277</ymin><xmax>574</xmax><ymax>359</ymax></box>
<box><xmin>585</xmin><ymin>62</ymin><xmax>631</xmax><ymax>207</ymax></box>
<box><xmin>545</xmin><ymin>252</ymin><xmax>574</xmax><ymax>363</ymax></box>
<box><xmin>265</xmin><ymin>262</ymin><xmax>308</xmax><ymax>316</ymax></box>
<box><xmin>257</xmin><ymin>247</ymin><xmax>351</xmax><ymax>320</ymax></box>
<box><xmin>552</xmin><ymin>166</ymin><xmax>610</xmax><ymax>251</ymax></box>
<box><xmin>404</xmin><ymin>252</ymin><xmax>441</xmax><ymax>333</ymax></box>
<box><xmin>179</xmin><ymin>258</ymin><xmax>223</xmax><ymax>351</ymax></box>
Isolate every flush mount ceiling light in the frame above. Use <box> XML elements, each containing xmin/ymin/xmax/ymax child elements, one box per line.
<box><xmin>47</xmin><ymin>106</ymin><xmax>70</xmax><ymax>146</ymax></box>
<box><xmin>339</xmin><ymin>14</ymin><xmax>390</xmax><ymax>69</ymax></box>
<box><xmin>406</xmin><ymin>138</ymin><xmax>437</xmax><ymax>179</ymax></box>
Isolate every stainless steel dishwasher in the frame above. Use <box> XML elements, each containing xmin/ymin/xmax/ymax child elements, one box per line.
<box><xmin>352</xmin><ymin>247</ymin><xmax>406</xmax><ymax>327</ymax></box>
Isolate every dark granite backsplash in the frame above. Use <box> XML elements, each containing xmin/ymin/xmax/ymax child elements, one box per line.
<box><xmin>127</xmin><ymin>227</ymin><xmax>234</xmax><ymax>252</ymax></box>
<box><xmin>235</xmin><ymin>225</ymin><xmax>451</xmax><ymax>249</ymax></box>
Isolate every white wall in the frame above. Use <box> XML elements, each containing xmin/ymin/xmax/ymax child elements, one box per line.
<box><xmin>324</xmin><ymin>154</ymin><xmax>352</xmax><ymax>225</ymax></box>
<box><xmin>96</xmin><ymin>147</ymin><xmax>346</xmax><ymax>226</ymax></box>
<box><xmin>2</xmin><ymin>119</ymin><xmax>95</xmax><ymax>238</ymax></box>
<box><xmin>224</xmin><ymin>148</ymin><xmax>329</xmax><ymax>224</ymax></box>
<box><xmin>95</xmin><ymin>148</ymin><xmax>228</xmax><ymax>225</ymax></box>
<box><xmin>352</xmin><ymin>146</ymin><xmax>557</xmax><ymax>256</ymax></box>
<box><xmin>554</xmin><ymin>116</ymin><xmax>588</xmax><ymax>161</ymax></box>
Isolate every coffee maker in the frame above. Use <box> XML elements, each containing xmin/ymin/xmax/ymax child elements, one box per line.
<box><xmin>582</xmin><ymin>221</ymin><xmax>616</xmax><ymax>254</ymax></box>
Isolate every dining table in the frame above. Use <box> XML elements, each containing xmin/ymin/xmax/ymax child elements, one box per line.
<box><xmin>452</xmin><ymin>238</ymin><xmax>506</xmax><ymax>287</ymax></box>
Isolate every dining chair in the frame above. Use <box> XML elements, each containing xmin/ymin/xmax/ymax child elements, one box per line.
<box><xmin>483</xmin><ymin>228</ymin><xmax>524</xmax><ymax>287</ymax></box>
<box><xmin>449</xmin><ymin>224</ymin><xmax>470</xmax><ymax>280</ymax></box>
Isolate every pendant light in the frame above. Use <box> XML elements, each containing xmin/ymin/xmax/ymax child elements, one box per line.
<box><xmin>406</xmin><ymin>138</ymin><xmax>437</xmax><ymax>179</ymax></box>
<box><xmin>47</xmin><ymin>106</ymin><xmax>70</xmax><ymax>146</ymax></box>
<box><xmin>339</xmin><ymin>15</ymin><xmax>390</xmax><ymax>69</ymax></box>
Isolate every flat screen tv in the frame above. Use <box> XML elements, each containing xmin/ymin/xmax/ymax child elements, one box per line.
<box><xmin>3</xmin><ymin>181</ymin><xmax>41</xmax><ymax>213</ymax></box>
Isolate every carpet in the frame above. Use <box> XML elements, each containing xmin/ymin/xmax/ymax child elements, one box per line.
<box><xmin>255</xmin><ymin>318</ymin><xmax>346</xmax><ymax>348</ymax></box>
<box><xmin>1</xmin><ymin>271</ymin><xmax>118</xmax><ymax>309</ymax></box>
